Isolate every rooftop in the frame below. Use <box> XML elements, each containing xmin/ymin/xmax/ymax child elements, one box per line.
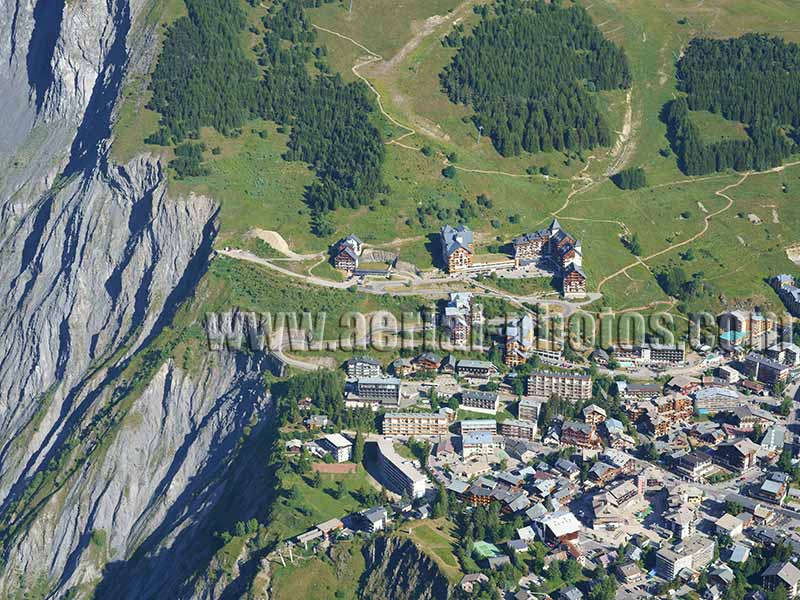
<box><xmin>322</xmin><ymin>433</ymin><xmax>352</xmax><ymax>449</ymax></box>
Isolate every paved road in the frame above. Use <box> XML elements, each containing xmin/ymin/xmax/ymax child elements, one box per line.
<box><xmin>217</xmin><ymin>248</ymin><xmax>605</xmax><ymax>316</ymax></box>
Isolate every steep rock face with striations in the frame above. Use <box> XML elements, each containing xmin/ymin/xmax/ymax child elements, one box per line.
<box><xmin>361</xmin><ymin>536</ymin><xmax>453</xmax><ymax>600</ymax></box>
<box><xmin>0</xmin><ymin>0</ymin><xmax>276</xmax><ymax>597</ymax></box>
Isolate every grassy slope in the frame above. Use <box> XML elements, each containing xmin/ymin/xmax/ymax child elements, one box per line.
<box><xmin>397</xmin><ymin>518</ymin><xmax>463</xmax><ymax>583</ymax></box>
<box><xmin>111</xmin><ymin>0</ymin><xmax>800</xmax><ymax>314</ymax></box>
<box><xmin>270</xmin><ymin>540</ymin><xmax>366</xmax><ymax>600</ymax></box>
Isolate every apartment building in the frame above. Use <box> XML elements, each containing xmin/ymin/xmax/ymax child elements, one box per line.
<box><xmin>617</xmin><ymin>381</ymin><xmax>661</xmax><ymax>399</ymax></box>
<box><xmin>443</xmin><ymin>292</ymin><xmax>482</xmax><ymax>346</ymax></box>
<box><xmin>376</xmin><ymin>438</ymin><xmax>427</xmax><ymax>499</ymax></box>
<box><xmin>345</xmin><ymin>356</ymin><xmax>382</xmax><ymax>379</ymax></box>
<box><xmin>772</xmin><ymin>274</ymin><xmax>800</xmax><ymax>317</ymax></box>
<box><xmin>441</xmin><ymin>224</ymin><xmax>474</xmax><ymax>273</ymax></box>
<box><xmin>355</xmin><ymin>377</ymin><xmax>401</xmax><ymax>405</ymax></box>
<box><xmin>460</xmin><ymin>419</ymin><xmax>497</xmax><ymax>435</ymax></box>
<box><xmin>505</xmin><ymin>313</ymin><xmax>535</xmax><ymax>368</ymax></box>
<box><xmin>582</xmin><ymin>404</ymin><xmax>607</xmax><ymax>425</ymax></box>
<box><xmin>674</xmin><ymin>451</ymin><xmax>715</xmax><ymax>481</ymax></box>
<box><xmin>318</xmin><ymin>433</ymin><xmax>353</xmax><ymax>463</ymax></box>
<box><xmin>693</xmin><ymin>387</ymin><xmax>743</xmax><ymax>415</ymax></box>
<box><xmin>656</xmin><ymin>535</ymin><xmax>715</xmax><ymax>580</ymax></box>
<box><xmin>563</xmin><ymin>264</ymin><xmax>587</xmax><ymax>297</ymax></box>
<box><xmin>457</xmin><ymin>359</ymin><xmax>499</xmax><ymax>380</ymax></box>
<box><xmin>745</xmin><ymin>353</ymin><xmax>791</xmax><ymax>386</ymax></box>
<box><xmin>643</xmin><ymin>394</ymin><xmax>692</xmax><ymax>436</ymax></box>
<box><xmin>719</xmin><ymin>310</ymin><xmax>777</xmax><ymax>348</ymax></box>
<box><xmin>612</xmin><ymin>344</ymin><xmax>686</xmax><ymax>366</ymax></box>
<box><xmin>460</xmin><ymin>390</ymin><xmax>500</xmax><ymax>414</ymax></box>
<box><xmin>382</xmin><ymin>411</ymin><xmax>449</xmax><ymax>437</ymax></box>
<box><xmin>499</xmin><ymin>419</ymin><xmax>537</xmax><ymax>442</ymax></box>
<box><xmin>767</xmin><ymin>343</ymin><xmax>800</xmax><ymax>367</ymax></box>
<box><xmin>560</xmin><ymin>421</ymin><xmax>601</xmax><ymax>449</ymax></box>
<box><xmin>518</xmin><ymin>397</ymin><xmax>543</xmax><ymax>422</ymax></box>
<box><xmin>664</xmin><ymin>506</ymin><xmax>698</xmax><ymax>540</ymax></box>
<box><xmin>526</xmin><ymin>371</ymin><xmax>592</xmax><ymax>401</ymax></box>
<box><xmin>512</xmin><ymin>220</ymin><xmax>587</xmax><ymax>297</ymax></box>
<box><xmin>649</xmin><ymin>344</ymin><xmax>687</xmax><ymax>365</ymax></box>
<box><xmin>462</xmin><ymin>432</ymin><xmax>505</xmax><ymax>457</ymax></box>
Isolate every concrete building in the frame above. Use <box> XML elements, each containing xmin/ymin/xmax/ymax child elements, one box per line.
<box><xmin>664</xmin><ymin>506</ymin><xmax>698</xmax><ymax>540</ymax></box>
<box><xmin>462</xmin><ymin>432</ymin><xmax>505</xmax><ymax>458</ymax></box>
<box><xmin>693</xmin><ymin>387</ymin><xmax>743</xmax><ymax>415</ymax></box>
<box><xmin>763</xmin><ymin>561</ymin><xmax>800</xmax><ymax>597</ymax></box>
<box><xmin>360</xmin><ymin>506</ymin><xmax>388</xmax><ymax>532</ymax></box>
<box><xmin>715</xmin><ymin>365</ymin><xmax>742</xmax><ymax>384</ymax></box>
<box><xmin>460</xmin><ymin>419</ymin><xmax>497</xmax><ymax>435</ymax></box>
<box><xmin>518</xmin><ymin>397</ymin><xmax>543</xmax><ymax>422</ymax></box>
<box><xmin>345</xmin><ymin>356</ymin><xmax>382</xmax><ymax>378</ymax></box>
<box><xmin>318</xmin><ymin>433</ymin><xmax>353</xmax><ymax>463</ymax></box>
<box><xmin>456</xmin><ymin>359</ymin><xmax>499</xmax><ymax>380</ymax></box>
<box><xmin>527</xmin><ymin>371</ymin><xmax>592</xmax><ymax>401</ymax></box>
<box><xmin>382</xmin><ymin>411</ymin><xmax>449</xmax><ymax>437</ymax></box>
<box><xmin>674</xmin><ymin>451</ymin><xmax>715</xmax><ymax>481</ymax></box>
<box><xmin>499</xmin><ymin>419</ymin><xmax>537</xmax><ymax>442</ymax></box>
<box><xmin>582</xmin><ymin>404</ymin><xmax>607</xmax><ymax>425</ymax></box>
<box><xmin>532</xmin><ymin>510</ymin><xmax>582</xmax><ymax>545</ymax></box>
<box><xmin>355</xmin><ymin>377</ymin><xmax>401</xmax><ymax>405</ymax></box>
<box><xmin>460</xmin><ymin>390</ymin><xmax>500</xmax><ymax>414</ymax></box>
<box><xmin>715</xmin><ymin>438</ymin><xmax>759</xmax><ymax>472</ymax></box>
<box><xmin>715</xmin><ymin>513</ymin><xmax>745</xmax><ymax>538</ymax></box>
<box><xmin>655</xmin><ymin>535</ymin><xmax>715</xmax><ymax>580</ymax></box>
<box><xmin>767</xmin><ymin>342</ymin><xmax>800</xmax><ymax>366</ymax></box>
<box><xmin>745</xmin><ymin>353</ymin><xmax>791</xmax><ymax>386</ymax></box>
<box><xmin>376</xmin><ymin>438</ymin><xmax>427</xmax><ymax>499</ymax></box>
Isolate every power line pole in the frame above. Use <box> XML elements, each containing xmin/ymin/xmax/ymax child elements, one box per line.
<box><xmin>349</xmin><ymin>0</ymin><xmax>353</xmax><ymax>14</ymax></box>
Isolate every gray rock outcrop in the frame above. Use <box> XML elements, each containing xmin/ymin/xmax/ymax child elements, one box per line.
<box><xmin>0</xmin><ymin>0</ymin><xmax>277</xmax><ymax>597</ymax></box>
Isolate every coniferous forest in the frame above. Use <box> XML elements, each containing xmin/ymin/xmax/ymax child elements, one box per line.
<box><xmin>440</xmin><ymin>0</ymin><xmax>631</xmax><ymax>157</ymax></box>
<box><xmin>666</xmin><ymin>34</ymin><xmax>799</xmax><ymax>175</ymax></box>
<box><xmin>147</xmin><ymin>0</ymin><xmax>385</xmax><ymax>233</ymax></box>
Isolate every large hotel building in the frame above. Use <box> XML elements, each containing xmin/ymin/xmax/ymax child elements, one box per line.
<box><xmin>526</xmin><ymin>371</ymin><xmax>592</xmax><ymax>401</ymax></box>
<box><xmin>382</xmin><ymin>411</ymin><xmax>449</xmax><ymax>437</ymax></box>
<box><xmin>376</xmin><ymin>438</ymin><xmax>427</xmax><ymax>499</ymax></box>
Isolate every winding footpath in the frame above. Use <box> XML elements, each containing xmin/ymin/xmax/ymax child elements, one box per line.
<box><xmin>596</xmin><ymin>160</ymin><xmax>800</xmax><ymax>293</ymax></box>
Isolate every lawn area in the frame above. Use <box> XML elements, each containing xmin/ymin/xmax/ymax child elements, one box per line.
<box><xmin>482</xmin><ymin>277</ymin><xmax>560</xmax><ymax>297</ymax></box>
<box><xmin>204</xmin><ymin>256</ymin><xmax>429</xmax><ymax>342</ymax></box>
<box><xmin>269</xmin><ymin>468</ymin><xmax>377</xmax><ymax>541</ymax></box>
<box><xmin>690</xmin><ymin>110</ymin><xmax>750</xmax><ymax>142</ymax></box>
<box><xmin>270</xmin><ymin>540</ymin><xmax>366</xmax><ymax>600</ymax></box>
<box><xmin>308</xmin><ymin>0</ymin><xmax>464</xmax><ymax>60</ymax></box>
<box><xmin>398</xmin><ymin>518</ymin><xmax>463</xmax><ymax>583</ymax></box>
<box><xmin>456</xmin><ymin>407</ymin><xmax>513</xmax><ymax>422</ymax></box>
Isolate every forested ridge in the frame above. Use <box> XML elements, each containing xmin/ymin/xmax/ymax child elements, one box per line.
<box><xmin>440</xmin><ymin>0</ymin><xmax>631</xmax><ymax>157</ymax></box>
<box><xmin>147</xmin><ymin>0</ymin><xmax>261</xmax><ymax>140</ymax></box>
<box><xmin>667</xmin><ymin>34</ymin><xmax>799</xmax><ymax>175</ymax></box>
<box><xmin>147</xmin><ymin>0</ymin><xmax>385</xmax><ymax>234</ymax></box>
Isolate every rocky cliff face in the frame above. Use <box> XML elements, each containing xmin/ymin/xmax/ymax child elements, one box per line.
<box><xmin>0</xmin><ymin>0</ymin><xmax>275</xmax><ymax>597</ymax></box>
<box><xmin>361</xmin><ymin>536</ymin><xmax>452</xmax><ymax>600</ymax></box>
